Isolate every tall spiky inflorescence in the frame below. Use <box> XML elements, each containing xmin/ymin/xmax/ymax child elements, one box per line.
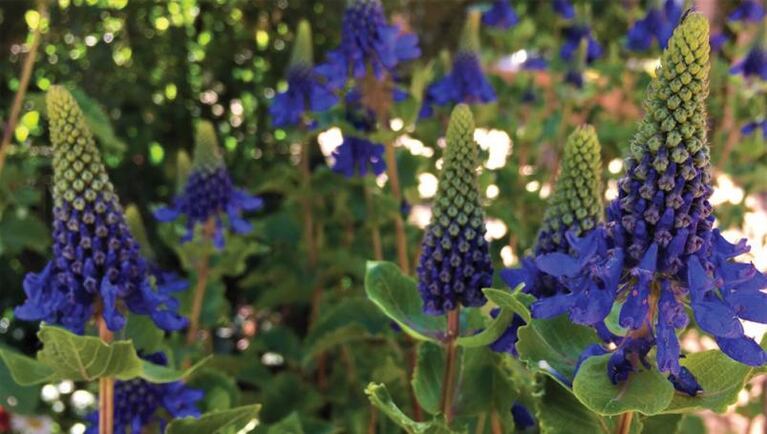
<box><xmin>14</xmin><ymin>86</ymin><xmax>188</xmax><ymax>334</ymax></box>
<box><xmin>315</xmin><ymin>0</ymin><xmax>420</xmax><ymax>89</ymax></box>
<box><xmin>85</xmin><ymin>352</ymin><xmax>203</xmax><ymax>434</ymax></box>
<box><xmin>420</xmin><ymin>11</ymin><xmax>496</xmax><ymax>118</ymax></box>
<box><xmin>501</xmin><ymin>125</ymin><xmax>604</xmax><ymax>301</ymax></box>
<box><xmin>154</xmin><ymin>121</ymin><xmax>263</xmax><ymax>249</ymax></box>
<box><xmin>533</xmin><ymin>13</ymin><xmax>767</xmax><ymax>393</ymax></box>
<box><xmin>416</xmin><ymin>105</ymin><xmax>492</xmax><ymax>314</ymax></box>
<box><xmin>270</xmin><ymin>20</ymin><xmax>338</xmax><ymax>128</ymax></box>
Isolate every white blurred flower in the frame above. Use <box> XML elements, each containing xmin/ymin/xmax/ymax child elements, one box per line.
<box><xmin>11</xmin><ymin>415</ymin><xmax>53</xmax><ymax>434</ymax></box>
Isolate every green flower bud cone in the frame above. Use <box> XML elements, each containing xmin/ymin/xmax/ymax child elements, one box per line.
<box><xmin>175</xmin><ymin>149</ymin><xmax>192</xmax><ymax>193</ymax></box>
<box><xmin>459</xmin><ymin>10</ymin><xmax>482</xmax><ymax>53</ymax></box>
<box><xmin>192</xmin><ymin>120</ymin><xmax>223</xmax><ymax>171</ymax></box>
<box><xmin>535</xmin><ymin>125</ymin><xmax>603</xmax><ymax>254</ymax></box>
<box><xmin>289</xmin><ymin>20</ymin><xmax>314</xmax><ymax>68</ymax></box>
<box><xmin>416</xmin><ymin>104</ymin><xmax>493</xmax><ymax>314</ymax></box>
<box><xmin>125</xmin><ymin>204</ymin><xmax>155</xmax><ymax>260</ymax></box>
<box><xmin>47</xmin><ymin>85</ymin><xmax>117</xmax><ymax>210</ymax></box>
<box><xmin>611</xmin><ymin>12</ymin><xmax>715</xmax><ymax>268</ymax></box>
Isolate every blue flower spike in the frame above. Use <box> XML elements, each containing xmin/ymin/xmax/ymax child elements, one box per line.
<box><xmin>331</xmin><ymin>135</ymin><xmax>387</xmax><ymax>178</ymax></box>
<box><xmin>482</xmin><ymin>0</ymin><xmax>518</xmax><ymax>30</ymax></box>
<box><xmin>270</xmin><ymin>20</ymin><xmax>338</xmax><ymax>128</ymax></box>
<box><xmin>626</xmin><ymin>0</ymin><xmax>683</xmax><ymax>52</ymax></box>
<box><xmin>502</xmin><ymin>125</ymin><xmax>604</xmax><ymax>299</ymax></box>
<box><xmin>420</xmin><ymin>11</ymin><xmax>496</xmax><ymax>117</ymax></box>
<box><xmin>596</xmin><ymin>12</ymin><xmax>767</xmax><ymax>390</ymax></box>
<box><xmin>315</xmin><ymin>0</ymin><xmax>420</xmax><ymax>88</ymax></box>
<box><xmin>154</xmin><ymin>121</ymin><xmax>263</xmax><ymax>249</ymax></box>
<box><xmin>416</xmin><ymin>105</ymin><xmax>493</xmax><ymax>314</ymax></box>
<box><xmin>14</xmin><ymin>86</ymin><xmax>188</xmax><ymax>334</ymax></box>
<box><xmin>85</xmin><ymin>352</ymin><xmax>203</xmax><ymax>434</ymax></box>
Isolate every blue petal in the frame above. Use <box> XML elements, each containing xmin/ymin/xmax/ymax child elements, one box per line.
<box><xmin>154</xmin><ymin>206</ymin><xmax>180</xmax><ymax>222</ymax></box>
<box><xmin>100</xmin><ymin>278</ymin><xmax>126</xmax><ymax>331</ymax></box>
<box><xmin>668</xmin><ymin>367</ymin><xmax>702</xmax><ymax>396</ymax></box>
<box><xmin>716</xmin><ymin>335</ymin><xmax>767</xmax><ymax>366</ymax></box>
<box><xmin>535</xmin><ymin>252</ymin><xmax>581</xmax><ymax>277</ymax></box>
<box><xmin>530</xmin><ymin>293</ymin><xmax>575</xmax><ymax>319</ymax></box>
<box><xmin>692</xmin><ymin>296</ymin><xmax>744</xmax><ymax>339</ymax></box>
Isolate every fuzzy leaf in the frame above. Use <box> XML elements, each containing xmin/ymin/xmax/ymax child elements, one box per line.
<box><xmin>36</xmin><ymin>325</ymin><xmax>143</xmax><ymax>382</ymax></box>
<box><xmin>662</xmin><ymin>349</ymin><xmax>752</xmax><ymax>413</ymax></box>
<box><xmin>572</xmin><ymin>354</ymin><xmax>674</xmax><ymax>416</ymax></box>
<box><xmin>412</xmin><ymin>342</ymin><xmax>444</xmax><ymax>415</ymax></box>
<box><xmin>165</xmin><ymin>404</ymin><xmax>261</xmax><ymax>434</ymax></box>
<box><xmin>0</xmin><ymin>348</ymin><xmax>55</xmax><ymax>386</ymax></box>
<box><xmin>516</xmin><ymin>315</ymin><xmax>600</xmax><ymax>386</ymax></box>
<box><xmin>364</xmin><ymin>261</ymin><xmax>445</xmax><ymax>342</ymax></box>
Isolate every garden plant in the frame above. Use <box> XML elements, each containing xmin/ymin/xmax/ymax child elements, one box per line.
<box><xmin>0</xmin><ymin>1</ymin><xmax>767</xmax><ymax>434</ymax></box>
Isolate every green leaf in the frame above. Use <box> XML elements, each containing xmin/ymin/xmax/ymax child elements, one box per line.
<box><xmin>165</xmin><ymin>404</ymin><xmax>261</xmax><ymax>434</ymax></box>
<box><xmin>267</xmin><ymin>412</ymin><xmax>304</xmax><ymax>434</ymax></box>
<box><xmin>364</xmin><ymin>261</ymin><xmax>445</xmax><ymax>343</ymax></box>
<box><xmin>187</xmin><ymin>369</ymin><xmax>241</xmax><ymax>412</ymax></box>
<box><xmin>516</xmin><ymin>315</ymin><xmax>600</xmax><ymax>385</ymax></box>
<box><xmin>140</xmin><ymin>355</ymin><xmax>211</xmax><ymax>383</ymax></box>
<box><xmin>123</xmin><ymin>313</ymin><xmax>164</xmax><ymax>353</ymax></box>
<box><xmin>483</xmin><ymin>286</ymin><xmax>531</xmax><ymax>322</ymax></box>
<box><xmin>36</xmin><ymin>325</ymin><xmax>143</xmax><ymax>382</ymax></box>
<box><xmin>572</xmin><ymin>354</ymin><xmax>674</xmax><ymax>416</ymax></box>
<box><xmin>0</xmin><ymin>348</ymin><xmax>55</xmax><ymax>386</ymax></box>
<box><xmin>412</xmin><ymin>342</ymin><xmax>444</xmax><ymax>415</ymax></box>
<box><xmin>303</xmin><ymin>297</ymin><xmax>388</xmax><ymax>362</ymax></box>
<box><xmin>365</xmin><ymin>383</ymin><xmax>462</xmax><ymax>434</ymax></box>
<box><xmin>662</xmin><ymin>349</ymin><xmax>752</xmax><ymax>413</ymax></box>
<box><xmin>536</xmin><ymin>379</ymin><xmax>614</xmax><ymax>434</ymax></box>
<box><xmin>641</xmin><ymin>414</ymin><xmax>682</xmax><ymax>434</ymax></box>
<box><xmin>0</xmin><ymin>356</ymin><xmax>39</xmax><ymax>414</ymax></box>
<box><xmin>452</xmin><ymin>347</ymin><xmax>496</xmax><ymax>417</ymax></box>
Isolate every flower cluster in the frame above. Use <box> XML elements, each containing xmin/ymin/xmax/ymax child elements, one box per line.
<box><xmin>560</xmin><ymin>23</ymin><xmax>602</xmax><ymax>87</ymax></box>
<box><xmin>315</xmin><ymin>0</ymin><xmax>420</xmax><ymax>88</ymax></box>
<box><xmin>502</xmin><ymin>125</ymin><xmax>604</xmax><ymax>300</ymax></box>
<box><xmin>742</xmin><ymin>119</ymin><xmax>767</xmax><ymax>138</ymax></box>
<box><xmin>547</xmin><ymin>13</ymin><xmax>767</xmax><ymax>390</ymax></box>
<box><xmin>154</xmin><ymin>121</ymin><xmax>263</xmax><ymax>248</ymax></box>
<box><xmin>331</xmin><ymin>135</ymin><xmax>387</xmax><ymax>178</ymax></box>
<box><xmin>482</xmin><ymin>0</ymin><xmax>518</xmax><ymax>30</ymax></box>
<box><xmin>270</xmin><ymin>20</ymin><xmax>337</xmax><ymax>128</ymax></box>
<box><xmin>729</xmin><ymin>0</ymin><xmax>765</xmax><ymax>22</ymax></box>
<box><xmin>553</xmin><ymin>0</ymin><xmax>574</xmax><ymax>19</ymax></box>
<box><xmin>420</xmin><ymin>11</ymin><xmax>496</xmax><ymax>117</ymax></box>
<box><xmin>85</xmin><ymin>352</ymin><xmax>203</xmax><ymax>434</ymax></box>
<box><xmin>625</xmin><ymin>0</ymin><xmax>683</xmax><ymax>52</ymax></box>
<box><xmin>416</xmin><ymin>104</ymin><xmax>493</xmax><ymax>314</ymax></box>
<box><xmin>14</xmin><ymin>86</ymin><xmax>188</xmax><ymax>334</ymax></box>
<box><xmin>731</xmin><ymin>44</ymin><xmax>767</xmax><ymax>81</ymax></box>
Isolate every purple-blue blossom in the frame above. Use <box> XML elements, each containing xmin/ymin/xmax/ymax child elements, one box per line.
<box><xmin>729</xmin><ymin>0</ymin><xmax>765</xmax><ymax>22</ymax></box>
<box><xmin>315</xmin><ymin>0</ymin><xmax>420</xmax><ymax>88</ymax></box>
<box><xmin>420</xmin><ymin>11</ymin><xmax>496</xmax><ymax>118</ymax></box>
<box><xmin>482</xmin><ymin>0</ymin><xmax>518</xmax><ymax>29</ymax></box>
<box><xmin>85</xmin><ymin>353</ymin><xmax>203</xmax><ymax>434</ymax></box>
<box><xmin>14</xmin><ymin>86</ymin><xmax>188</xmax><ymax>334</ymax></box>
<box><xmin>331</xmin><ymin>136</ymin><xmax>387</xmax><ymax>178</ymax></box>
<box><xmin>731</xmin><ymin>45</ymin><xmax>767</xmax><ymax>80</ymax></box>
<box><xmin>626</xmin><ymin>0</ymin><xmax>683</xmax><ymax>51</ymax></box>
<box><xmin>416</xmin><ymin>105</ymin><xmax>492</xmax><ymax>314</ymax></box>
<box><xmin>741</xmin><ymin>119</ymin><xmax>767</xmax><ymax>138</ymax></box>
<box><xmin>154</xmin><ymin>121</ymin><xmax>263</xmax><ymax>249</ymax></box>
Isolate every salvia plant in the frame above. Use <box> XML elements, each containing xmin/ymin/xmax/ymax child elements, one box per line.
<box><xmin>2</xmin><ymin>3</ymin><xmax>767</xmax><ymax>434</ymax></box>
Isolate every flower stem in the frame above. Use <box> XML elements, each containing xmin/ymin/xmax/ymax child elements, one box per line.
<box><xmin>0</xmin><ymin>1</ymin><xmax>46</xmax><ymax>175</ymax></box>
<box><xmin>616</xmin><ymin>411</ymin><xmax>633</xmax><ymax>434</ymax></box>
<box><xmin>302</xmin><ymin>140</ymin><xmax>323</xmax><ymax>324</ymax></box>
<box><xmin>383</xmin><ymin>141</ymin><xmax>410</xmax><ymax>274</ymax></box>
<box><xmin>363</xmin><ymin>180</ymin><xmax>383</xmax><ymax>260</ymax></box>
<box><xmin>441</xmin><ymin>308</ymin><xmax>460</xmax><ymax>425</ymax></box>
<box><xmin>97</xmin><ymin>316</ymin><xmax>114</xmax><ymax>434</ymax></box>
<box><xmin>186</xmin><ymin>217</ymin><xmax>215</xmax><ymax>345</ymax></box>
